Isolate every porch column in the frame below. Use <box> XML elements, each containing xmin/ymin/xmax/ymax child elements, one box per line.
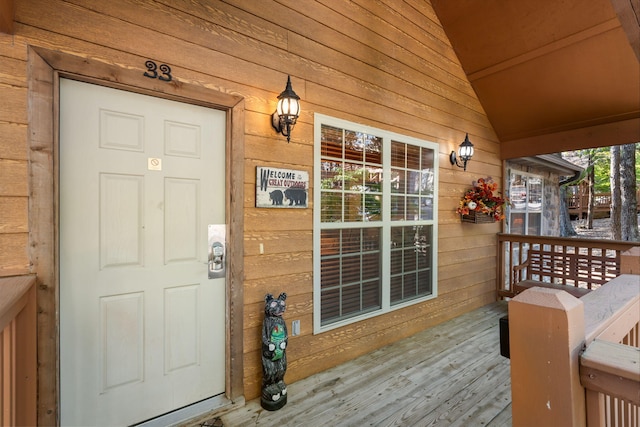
<box><xmin>620</xmin><ymin>247</ymin><xmax>640</xmax><ymax>274</ymax></box>
<box><xmin>509</xmin><ymin>287</ymin><xmax>586</xmax><ymax>427</ymax></box>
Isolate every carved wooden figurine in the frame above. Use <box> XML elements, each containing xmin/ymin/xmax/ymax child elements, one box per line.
<box><xmin>261</xmin><ymin>292</ymin><xmax>288</xmax><ymax>410</ymax></box>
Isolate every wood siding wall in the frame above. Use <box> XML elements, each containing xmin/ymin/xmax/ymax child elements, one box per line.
<box><xmin>0</xmin><ymin>0</ymin><xmax>502</xmax><ymax>409</ymax></box>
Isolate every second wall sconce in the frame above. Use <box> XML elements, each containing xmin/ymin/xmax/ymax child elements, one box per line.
<box><xmin>450</xmin><ymin>133</ymin><xmax>474</xmax><ymax>171</ymax></box>
<box><xmin>271</xmin><ymin>75</ymin><xmax>300</xmax><ymax>143</ymax></box>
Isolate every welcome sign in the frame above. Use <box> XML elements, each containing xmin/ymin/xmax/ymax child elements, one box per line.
<box><xmin>256</xmin><ymin>166</ymin><xmax>309</xmax><ymax>208</ymax></box>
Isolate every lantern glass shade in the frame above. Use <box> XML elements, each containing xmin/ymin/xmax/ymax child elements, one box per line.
<box><xmin>458</xmin><ymin>141</ymin><xmax>474</xmax><ymax>161</ymax></box>
<box><xmin>277</xmin><ymin>96</ymin><xmax>300</xmax><ymax>117</ymax></box>
<box><xmin>458</xmin><ymin>134</ymin><xmax>474</xmax><ymax>161</ymax></box>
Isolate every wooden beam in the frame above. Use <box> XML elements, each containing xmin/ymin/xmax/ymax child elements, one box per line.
<box><xmin>0</xmin><ymin>0</ymin><xmax>15</xmax><ymax>34</ymax></box>
<box><xmin>609</xmin><ymin>0</ymin><xmax>640</xmax><ymax>62</ymax></box>
<box><xmin>500</xmin><ymin>118</ymin><xmax>640</xmax><ymax>159</ymax></box>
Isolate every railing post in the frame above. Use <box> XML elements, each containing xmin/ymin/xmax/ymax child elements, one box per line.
<box><xmin>509</xmin><ymin>287</ymin><xmax>586</xmax><ymax>426</ymax></box>
<box><xmin>620</xmin><ymin>247</ymin><xmax>640</xmax><ymax>274</ymax></box>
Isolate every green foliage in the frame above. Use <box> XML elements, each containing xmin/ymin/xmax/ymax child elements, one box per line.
<box><xmin>563</xmin><ymin>144</ymin><xmax>640</xmax><ymax>193</ymax></box>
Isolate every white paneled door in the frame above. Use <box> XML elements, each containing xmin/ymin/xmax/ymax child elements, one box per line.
<box><xmin>60</xmin><ymin>79</ymin><xmax>226</xmax><ymax>426</ymax></box>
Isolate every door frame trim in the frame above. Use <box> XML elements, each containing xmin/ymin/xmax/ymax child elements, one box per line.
<box><xmin>28</xmin><ymin>46</ymin><xmax>245</xmax><ymax>426</ymax></box>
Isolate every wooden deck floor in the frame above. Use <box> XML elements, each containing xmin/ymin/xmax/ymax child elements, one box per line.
<box><xmin>211</xmin><ymin>301</ymin><xmax>511</xmax><ymax>427</ymax></box>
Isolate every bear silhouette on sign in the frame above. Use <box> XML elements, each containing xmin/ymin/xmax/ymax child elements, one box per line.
<box><xmin>284</xmin><ymin>188</ymin><xmax>307</xmax><ymax>206</ymax></box>
<box><xmin>261</xmin><ymin>292</ymin><xmax>288</xmax><ymax>410</ymax></box>
<box><xmin>269</xmin><ymin>190</ymin><xmax>283</xmax><ymax>205</ymax></box>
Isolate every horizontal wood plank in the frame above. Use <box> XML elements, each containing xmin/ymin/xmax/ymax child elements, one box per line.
<box><xmin>0</xmin><ymin>122</ymin><xmax>28</xmax><ymax>160</ymax></box>
<box><xmin>0</xmin><ymin>159</ymin><xmax>28</xmax><ymax>196</ymax></box>
<box><xmin>0</xmin><ymin>233</ymin><xmax>29</xmax><ymax>275</ymax></box>
<box><xmin>0</xmin><ymin>85</ymin><xmax>27</xmax><ymax>123</ymax></box>
<box><xmin>0</xmin><ymin>196</ymin><xmax>27</xmax><ymax>233</ymax></box>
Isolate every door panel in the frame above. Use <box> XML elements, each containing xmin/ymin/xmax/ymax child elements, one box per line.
<box><xmin>60</xmin><ymin>79</ymin><xmax>226</xmax><ymax>426</ymax></box>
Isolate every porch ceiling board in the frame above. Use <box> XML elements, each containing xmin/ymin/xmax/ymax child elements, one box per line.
<box><xmin>432</xmin><ymin>0</ymin><xmax>640</xmax><ymax>159</ymax></box>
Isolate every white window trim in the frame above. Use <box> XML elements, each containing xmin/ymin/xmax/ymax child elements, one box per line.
<box><xmin>313</xmin><ymin>113</ymin><xmax>439</xmax><ymax>334</ymax></box>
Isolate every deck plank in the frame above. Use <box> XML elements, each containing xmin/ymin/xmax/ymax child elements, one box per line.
<box><xmin>215</xmin><ymin>301</ymin><xmax>511</xmax><ymax>427</ymax></box>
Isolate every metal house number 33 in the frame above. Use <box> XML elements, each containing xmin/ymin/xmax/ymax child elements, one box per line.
<box><xmin>143</xmin><ymin>60</ymin><xmax>172</xmax><ymax>82</ymax></box>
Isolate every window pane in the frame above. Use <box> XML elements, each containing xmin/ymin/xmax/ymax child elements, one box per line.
<box><xmin>390</xmin><ymin>276</ymin><xmax>402</xmax><ymax>302</ymax></box>
<box><xmin>321</xmin><ymin>192</ymin><xmax>342</xmax><ymax>222</ymax></box>
<box><xmin>391</xmin><ymin>169</ymin><xmax>405</xmax><ymax>193</ymax></box>
<box><xmin>321</xmin><ymin>288</ymin><xmax>340</xmax><ymax>321</ymax></box>
<box><xmin>365</xmin><ymin>136</ymin><xmax>382</xmax><ymax>165</ymax></box>
<box><xmin>407</xmin><ymin>171</ymin><xmax>421</xmax><ymax>195</ymax></box>
<box><xmin>321</xmin><ymin>229</ymin><xmax>340</xmax><ymax>255</ymax></box>
<box><xmin>404</xmin><ymin>273</ymin><xmax>417</xmax><ymax>299</ymax></box>
<box><xmin>420</xmin><ymin>197</ymin><xmax>433</xmax><ymax>220</ymax></box>
<box><xmin>406</xmin><ymin>144</ymin><xmax>420</xmax><ymax>169</ymax></box>
<box><xmin>320</xmin><ymin>160</ymin><xmax>343</xmax><ymax>190</ymax></box>
<box><xmin>418</xmin><ymin>270</ymin><xmax>432</xmax><ymax>295</ymax></box>
<box><xmin>344</xmin><ymin>162</ymin><xmax>363</xmax><ymax>190</ymax></box>
<box><xmin>510</xmin><ymin>212</ymin><xmax>526</xmax><ymax>234</ymax></box>
<box><xmin>362</xmin><ymin>280</ymin><xmax>381</xmax><ymax>310</ymax></box>
<box><xmin>528</xmin><ymin>213</ymin><xmax>542</xmax><ymax>235</ymax></box>
<box><xmin>391</xmin><ymin>195</ymin><xmax>405</xmax><ymax>220</ymax></box>
<box><xmin>407</xmin><ymin>196</ymin><xmax>420</xmax><ymax>220</ymax></box>
<box><xmin>364</xmin><ymin>194</ymin><xmax>382</xmax><ymax>222</ymax></box>
<box><xmin>345</xmin><ymin>131</ymin><xmax>364</xmax><ymax>162</ymax></box>
<box><xmin>391</xmin><ymin>142</ymin><xmax>405</xmax><ymax>167</ymax></box>
<box><xmin>529</xmin><ymin>177</ymin><xmax>542</xmax><ymax>211</ymax></box>
<box><xmin>342</xmin><ymin>284</ymin><xmax>362</xmax><ymax>316</ymax></box>
<box><xmin>320</xmin><ymin>257</ymin><xmax>340</xmax><ymax>288</ymax></box>
<box><xmin>421</xmin><ymin>147</ymin><xmax>434</xmax><ymax>169</ymax></box>
<box><xmin>321</xmin><ymin>125</ymin><xmax>343</xmax><ymax>159</ymax></box>
<box><xmin>363</xmin><ymin>228</ymin><xmax>380</xmax><ymax>251</ymax></box>
<box><xmin>344</xmin><ymin>193</ymin><xmax>363</xmax><ymax>222</ymax></box>
<box><xmin>391</xmin><ymin>247</ymin><xmax>402</xmax><ymax>275</ymax></box>
<box><xmin>364</xmin><ymin>166</ymin><xmax>382</xmax><ymax>193</ymax></box>
<box><xmin>362</xmin><ymin>253</ymin><xmax>380</xmax><ymax>281</ymax></box>
<box><xmin>342</xmin><ymin>255</ymin><xmax>361</xmax><ymax>283</ymax></box>
<box><xmin>342</xmin><ymin>229</ymin><xmax>361</xmax><ymax>254</ymax></box>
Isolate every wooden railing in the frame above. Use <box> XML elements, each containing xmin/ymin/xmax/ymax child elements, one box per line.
<box><xmin>509</xmin><ymin>271</ymin><xmax>640</xmax><ymax>426</ymax></box>
<box><xmin>0</xmin><ymin>276</ymin><xmax>37</xmax><ymax>427</ymax></box>
<box><xmin>580</xmin><ymin>273</ymin><xmax>640</xmax><ymax>427</ymax></box>
<box><xmin>566</xmin><ymin>189</ymin><xmax>640</xmax><ymax>219</ymax></box>
<box><xmin>567</xmin><ymin>193</ymin><xmax>612</xmax><ymax>218</ymax></box>
<box><xmin>497</xmin><ymin>233</ymin><xmax>639</xmax><ymax>299</ymax></box>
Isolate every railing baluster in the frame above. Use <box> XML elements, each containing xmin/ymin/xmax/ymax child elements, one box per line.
<box><xmin>496</xmin><ymin>233</ymin><xmax>638</xmax><ymax>298</ymax></box>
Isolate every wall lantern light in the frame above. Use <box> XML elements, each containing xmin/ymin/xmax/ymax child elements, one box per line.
<box><xmin>271</xmin><ymin>75</ymin><xmax>300</xmax><ymax>143</ymax></box>
<box><xmin>449</xmin><ymin>133</ymin><xmax>474</xmax><ymax>171</ymax></box>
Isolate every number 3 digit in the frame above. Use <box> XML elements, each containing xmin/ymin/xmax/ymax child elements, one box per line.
<box><xmin>158</xmin><ymin>64</ymin><xmax>172</xmax><ymax>82</ymax></box>
<box><xmin>143</xmin><ymin>60</ymin><xmax>157</xmax><ymax>79</ymax></box>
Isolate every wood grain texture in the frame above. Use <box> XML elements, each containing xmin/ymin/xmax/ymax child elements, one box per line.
<box><xmin>0</xmin><ymin>196</ymin><xmax>27</xmax><ymax>233</ymax></box>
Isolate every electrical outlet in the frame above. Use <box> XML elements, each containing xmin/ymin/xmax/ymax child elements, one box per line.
<box><xmin>292</xmin><ymin>320</ymin><xmax>300</xmax><ymax>336</ymax></box>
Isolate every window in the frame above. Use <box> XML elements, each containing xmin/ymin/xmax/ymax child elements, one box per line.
<box><xmin>314</xmin><ymin>114</ymin><xmax>438</xmax><ymax>332</ymax></box>
<box><xmin>508</xmin><ymin>172</ymin><xmax>543</xmax><ymax>235</ymax></box>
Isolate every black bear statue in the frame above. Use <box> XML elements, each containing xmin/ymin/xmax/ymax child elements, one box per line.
<box><xmin>261</xmin><ymin>292</ymin><xmax>288</xmax><ymax>410</ymax></box>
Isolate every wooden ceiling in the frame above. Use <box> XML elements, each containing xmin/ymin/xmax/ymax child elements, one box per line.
<box><xmin>432</xmin><ymin>0</ymin><xmax>640</xmax><ymax>159</ymax></box>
